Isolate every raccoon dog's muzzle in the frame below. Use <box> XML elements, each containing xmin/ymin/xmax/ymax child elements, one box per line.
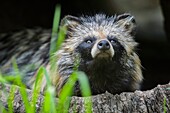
<box><xmin>91</xmin><ymin>39</ymin><xmax>114</xmax><ymax>59</ymax></box>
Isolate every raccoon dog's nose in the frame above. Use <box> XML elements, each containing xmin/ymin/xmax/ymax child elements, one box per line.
<box><xmin>97</xmin><ymin>40</ymin><xmax>110</xmax><ymax>51</ymax></box>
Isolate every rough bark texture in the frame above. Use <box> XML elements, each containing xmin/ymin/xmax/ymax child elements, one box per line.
<box><xmin>0</xmin><ymin>83</ymin><xmax>170</xmax><ymax>113</ymax></box>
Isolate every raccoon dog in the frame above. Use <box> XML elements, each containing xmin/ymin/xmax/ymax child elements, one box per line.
<box><xmin>50</xmin><ymin>14</ymin><xmax>143</xmax><ymax>96</ymax></box>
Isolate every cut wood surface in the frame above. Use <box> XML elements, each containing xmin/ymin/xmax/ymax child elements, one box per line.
<box><xmin>0</xmin><ymin>82</ymin><xmax>170</xmax><ymax>113</ymax></box>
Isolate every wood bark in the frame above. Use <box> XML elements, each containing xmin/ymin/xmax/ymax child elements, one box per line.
<box><xmin>0</xmin><ymin>82</ymin><xmax>170</xmax><ymax>113</ymax></box>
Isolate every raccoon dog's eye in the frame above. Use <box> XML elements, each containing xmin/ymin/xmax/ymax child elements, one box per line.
<box><xmin>108</xmin><ymin>36</ymin><xmax>116</xmax><ymax>43</ymax></box>
<box><xmin>86</xmin><ymin>39</ymin><xmax>93</xmax><ymax>44</ymax></box>
<box><xmin>109</xmin><ymin>39</ymin><xmax>115</xmax><ymax>43</ymax></box>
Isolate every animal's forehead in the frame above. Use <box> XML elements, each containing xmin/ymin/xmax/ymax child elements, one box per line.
<box><xmin>74</xmin><ymin>23</ymin><xmax>118</xmax><ymax>39</ymax></box>
<box><xmin>79</xmin><ymin>14</ymin><xmax>116</xmax><ymax>25</ymax></box>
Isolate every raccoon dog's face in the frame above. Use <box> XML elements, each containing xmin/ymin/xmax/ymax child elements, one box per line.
<box><xmin>77</xmin><ymin>35</ymin><xmax>116</xmax><ymax>60</ymax></box>
<box><xmin>60</xmin><ymin>14</ymin><xmax>137</xmax><ymax>61</ymax></box>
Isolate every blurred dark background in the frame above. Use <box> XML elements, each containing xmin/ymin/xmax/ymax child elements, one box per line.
<box><xmin>0</xmin><ymin>0</ymin><xmax>170</xmax><ymax>91</ymax></box>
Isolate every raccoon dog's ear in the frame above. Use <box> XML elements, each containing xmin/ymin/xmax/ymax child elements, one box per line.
<box><xmin>60</xmin><ymin>15</ymin><xmax>81</xmax><ymax>29</ymax></box>
<box><xmin>115</xmin><ymin>13</ymin><xmax>136</xmax><ymax>36</ymax></box>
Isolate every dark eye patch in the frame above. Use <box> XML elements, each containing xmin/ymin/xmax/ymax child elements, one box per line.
<box><xmin>75</xmin><ymin>37</ymin><xmax>96</xmax><ymax>60</ymax></box>
<box><xmin>107</xmin><ymin>36</ymin><xmax>126</xmax><ymax>58</ymax></box>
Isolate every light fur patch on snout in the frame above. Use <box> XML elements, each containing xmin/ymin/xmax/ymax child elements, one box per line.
<box><xmin>91</xmin><ymin>39</ymin><xmax>114</xmax><ymax>58</ymax></box>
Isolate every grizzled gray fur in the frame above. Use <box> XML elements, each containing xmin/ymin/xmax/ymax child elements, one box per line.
<box><xmin>0</xmin><ymin>28</ymin><xmax>51</xmax><ymax>87</ymax></box>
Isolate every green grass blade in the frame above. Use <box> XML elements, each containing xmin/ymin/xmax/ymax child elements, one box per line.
<box><xmin>164</xmin><ymin>97</ymin><xmax>167</xmax><ymax>113</ymax></box>
<box><xmin>12</xmin><ymin>58</ymin><xmax>32</xmax><ymax>113</ymax></box>
<box><xmin>57</xmin><ymin>71</ymin><xmax>92</xmax><ymax>113</ymax></box>
<box><xmin>59</xmin><ymin>72</ymin><xmax>77</xmax><ymax>101</ymax></box>
<box><xmin>57</xmin><ymin>72</ymin><xmax>78</xmax><ymax>112</ymax></box>
<box><xmin>7</xmin><ymin>85</ymin><xmax>16</xmax><ymax>113</ymax></box>
<box><xmin>77</xmin><ymin>71</ymin><xmax>92</xmax><ymax>113</ymax></box>
<box><xmin>42</xmin><ymin>67</ymin><xmax>56</xmax><ymax>113</ymax></box>
<box><xmin>31</xmin><ymin>66</ymin><xmax>45</xmax><ymax>113</ymax></box>
<box><xmin>50</xmin><ymin>4</ymin><xmax>61</xmax><ymax>73</ymax></box>
<box><xmin>50</xmin><ymin>25</ymin><xmax>66</xmax><ymax>74</ymax></box>
<box><xmin>50</xmin><ymin>5</ymin><xmax>66</xmax><ymax>73</ymax></box>
<box><xmin>43</xmin><ymin>86</ymin><xmax>56</xmax><ymax>113</ymax></box>
<box><xmin>43</xmin><ymin>67</ymin><xmax>52</xmax><ymax>88</ymax></box>
<box><xmin>77</xmin><ymin>72</ymin><xmax>91</xmax><ymax>97</ymax></box>
<box><xmin>14</xmin><ymin>76</ymin><xmax>32</xmax><ymax>113</ymax></box>
<box><xmin>50</xmin><ymin>4</ymin><xmax>61</xmax><ymax>57</ymax></box>
<box><xmin>12</xmin><ymin>58</ymin><xmax>21</xmax><ymax>77</ymax></box>
<box><xmin>0</xmin><ymin>73</ymin><xmax>14</xmax><ymax>113</ymax></box>
<box><xmin>19</xmin><ymin>86</ymin><xmax>32</xmax><ymax>113</ymax></box>
<box><xmin>55</xmin><ymin>26</ymin><xmax>66</xmax><ymax>52</ymax></box>
<box><xmin>0</xmin><ymin>72</ymin><xmax>7</xmax><ymax>83</ymax></box>
<box><xmin>33</xmin><ymin>66</ymin><xmax>44</xmax><ymax>90</ymax></box>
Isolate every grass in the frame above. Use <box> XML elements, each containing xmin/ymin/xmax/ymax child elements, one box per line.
<box><xmin>163</xmin><ymin>97</ymin><xmax>167</xmax><ymax>113</ymax></box>
<box><xmin>0</xmin><ymin>4</ymin><xmax>92</xmax><ymax>113</ymax></box>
